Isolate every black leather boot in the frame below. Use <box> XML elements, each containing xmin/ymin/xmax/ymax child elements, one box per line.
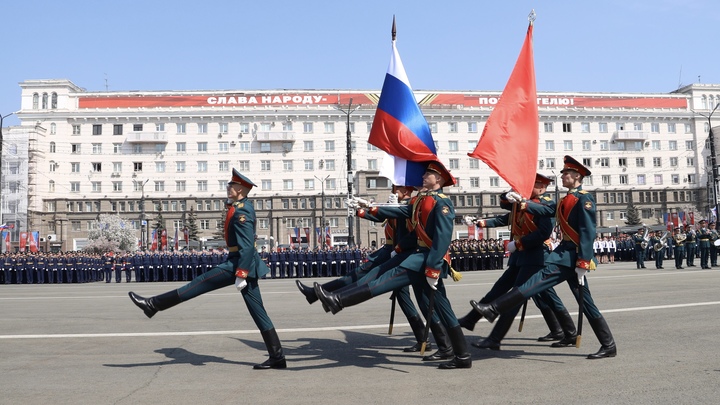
<box><xmin>471</xmin><ymin>310</ymin><xmax>515</xmax><ymax>350</ymax></box>
<box><xmin>586</xmin><ymin>316</ymin><xmax>617</xmax><ymax>359</ymax></box>
<box><xmin>295</xmin><ymin>280</ymin><xmax>318</xmax><ymax>304</ymax></box>
<box><xmin>438</xmin><ymin>325</ymin><xmax>472</xmax><ymax>369</ymax></box>
<box><xmin>314</xmin><ymin>283</ymin><xmax>372</xmax><ymax>315</ymax></box>
<box><xmin>457</xmin><ymin>308</ymin><xmax>483</xmax><ymax>332</ymax></box>
<box><xmin>129</xmin><ymin>291</ymin><xmax>180</xmax><ymax>318</ymax></box>
<box><xmin>254</xmin><ymin>328</ymin><xmax>287</xmax><ymax>369</ymax></box>
<box><xmin>470</xmin><ymin>288</ymin><xmax>525</xmax><ymax>323</ymax></box>
<box><xmin>403</xmin><ymin>316</ymin><xmax>431</xmax><ymax>352</ymax></box>
<box><xmin>537</xmin><ymin>307</ymin><xmax>564</xmax><ymax>341</ymax></box>
<box><xmin>422</xmin><ymin>322</ymin><xmax>453</xmax><ymax>361</ymax></box>
<box><xmin>550</xmin><ymin>308</ymin><xmax>578</xmax><ymax>347</ymax></box>
<box><xmin>471</xmin><ymin>338</ymin><xmax>500</xmax><ymax>350</ymax></box>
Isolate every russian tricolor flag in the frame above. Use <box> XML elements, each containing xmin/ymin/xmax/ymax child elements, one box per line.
<box><xmin>369</xmin><ymin>21</ymin><xmax>437</xmax><ymax>187</ymax></box>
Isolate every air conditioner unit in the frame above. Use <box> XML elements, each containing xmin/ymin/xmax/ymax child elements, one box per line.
<box><xmin>592</xmin><ymin>140</ymin><xmax>597</xmax><ymax>144</ymax></box>
<box><xmin>47</xmin><ymin>234</ymin><xmax>57</xmax><ymax>241</ymax></box>
<box><xmin>39</xmin><ymin>237</ymin><xmax>46</xmax><ymax>242</ymax></box>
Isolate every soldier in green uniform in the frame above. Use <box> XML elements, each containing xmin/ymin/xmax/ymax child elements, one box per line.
<box><xmin>672</xmin><ymin>227</ymin><xmax>686</xmax><ymax>269</ymax></box>
<box><xmin>458</xmin><ymin>174</ymin><xmax>576</xmax><ymax>350</ymax></box>
<box><xmin>633</xmin><ymin>228</ymin><xmax>647</xmax><ymax>269</ymax></box>
<box><xmin>685</xmin><ymin>224</ymin><xmax>697</xmax><ymax>267</ymax></box>
<box><xmin>709</xmin><ymin>222</ymin><xmax>719</xmax><ymax>267</ymax></box>
<box><xmin>697</xmin><ymin>220</ymin><xmax>711</xmax><ymax>269</ymax></box>
<box><xmin>471</xmin><ymin>156</ymin><xmax>616</xmax><ymax>360</ymax></box>
<box><xmin>315</xmin><ymin>161</ymin><xmax>472</xmax><ymax>369</ymax></box>
<box><xmin>129</xmin><ymin>169</ymin><xmax>285</xmax><ymax>370</ymax></box>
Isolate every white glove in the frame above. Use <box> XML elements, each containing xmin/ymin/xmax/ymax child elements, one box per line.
<box><xmin>463</xmin><ymin>215</ymin><xmax>477</xmax><ymax>226</ymax></box>
<box><xmin>426</xmin><ymin>276</ymin><xmax>438</xmax><ymax>290</ymax></box>
<box><xmin>575</xmin><ymin>267</ymin><xmax>587</xmax><ymax>286</ymax></box>
<box><xmin>390</xmin><ymin>250</ymin><xmax>397</xmax><ymax>258</ymax></box>
<box><xmin>356</xmin><ymin>197</ymin><xmax>371</xmax><ymax>208</ymax></box>
<box><xmin>507</xmin><ymin>241</ymin><xmax>517</xmax><ymax>253</ymax></box>
<box><xmin>387</xmin><ymin>193</ymin><xmax>398</xmax><ymax>204</ymax></box>
<box><xmin>345</xmin><ymin>197</ymin><xmax>359</xmax><ymax>209</ymax></box>
<box><xmin>505</xmin><ymin>191</ymin><xmax>523</xmax><ymax>203</ymax></box>
<box><xmin>235</xmin><ymin>277</ymin><xmax>248</xmax><ymax>291</ymax></box>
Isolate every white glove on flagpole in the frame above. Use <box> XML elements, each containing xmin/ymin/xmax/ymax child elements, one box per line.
<box><xmin>575</xmin><ymin>268</ymin><xmax>587</xmax><ymax>286</ymax></box>
<box><xmin>235</xmin><ymin>277</ymin><xmax>248</xmax><ymax>291</ymax></box>
<box><xmin>507</xmin><ymin>241</ymin><xmax>517</xmax><ymax>253</ymax></box>
<box><xmin>505</xmin><ymin>191</ymin><xmax>523</xmax><ymax>203</ymax></box>
<box><xmin>463</xmin><ymin>216</ymin><xmax>477</xmax><ymax>226</ymax></box>
<box><xmin>426</xmin><ymin>277</ymin><xmax>438</xmax><ymax>290</ymax></box>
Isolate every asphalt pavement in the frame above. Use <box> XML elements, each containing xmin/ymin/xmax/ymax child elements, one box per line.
<box><xmin>1</xmin><ymin>261</ymin><xmax>719</xmax><ymax>404</ymax></box>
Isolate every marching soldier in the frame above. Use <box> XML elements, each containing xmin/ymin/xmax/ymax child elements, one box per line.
<box><xmin>459</xmin><ymin>174</ymin><xmax>576</xmax><ymax>350</ymax></box>
<box><xmin>471</xmin><ymin>155</ymin><xmax>616</xmax><ymax>360</ymax></box>
<box><xmin>314</xmin><ymin>162</ymin><xmax>472</xmax><ymax>369</ymax></box>
<box><xmin>129</xmin><ymin>168</ymin><xmax>285</xmax><ymax>369</ymax></box>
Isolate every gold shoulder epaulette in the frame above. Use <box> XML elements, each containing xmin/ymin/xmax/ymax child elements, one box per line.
<box><xmin>234</xmin><ymin>202</ymin><xmax>245</xmax><ymax>209</ymax></box>
<box><xmin>578</xmin><ymin>190</ymin><xmax>589</xmax><ymax>194</ymax></box>
<box><xmin>541</xmin><ymin>196</ymin><xmax>551</xmax><ymax>201</ymax></box>
<box><xmin>438</xmin><ymin>193</ymin><xmax>448</xmax><ymax>199</ymax></box>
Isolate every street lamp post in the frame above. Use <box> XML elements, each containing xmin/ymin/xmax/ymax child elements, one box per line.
<box><xmin>138</xmin><ymin>179</ymin><xmax>149</xmax><ymax>250</ymax></box>
<box><xmin>315</xmin><ymin>175</ymin><xmax>330</xmax><ymax>249</ymax></box>
<box><xmin>336</xmin><ymin>99</ymin><xmax>359</xmax><ymax>247</ymax></box>
<box><xmin>695</xmin><ymin>104</ymin><xmax>720</xmax><ymax>220</ymax></box>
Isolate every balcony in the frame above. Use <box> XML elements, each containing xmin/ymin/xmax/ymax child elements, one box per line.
<box><xmin>614</xmin><ymin>131</ymin><xmax>649</xmax><ymax>141</ymax></box>
<box><xmin>125</xmin><ymin>132</ymin><xmax>168</xmax><ymax>143</ymax></box>
<box><xmin>254</xmin><ymin>131</ymin><xmax>295</xmax><ymax>142</ymax></box>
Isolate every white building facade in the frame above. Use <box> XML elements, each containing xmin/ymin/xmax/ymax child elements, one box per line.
<box><xmin>3</xmin><ymin>79</ymin><xmax>718</xmax><ymax>251</ymax></box>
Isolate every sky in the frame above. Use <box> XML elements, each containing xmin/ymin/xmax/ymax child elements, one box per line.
<box><xmin>2</xmin><ymin>0</ymin><xmax>719</xmax><ymax>126</ymax></box>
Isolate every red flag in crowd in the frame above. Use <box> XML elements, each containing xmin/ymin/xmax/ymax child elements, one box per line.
<box><xmin>469</xmin><ymin>18</ymin><xmax>539</xmax><ymax>199</ymax></box>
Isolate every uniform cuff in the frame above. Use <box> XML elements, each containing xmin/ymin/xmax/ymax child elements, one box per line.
<box><xmin>425</xmin><ymin>268</ymin><xmax>441</xmax><ymax>279</ymax></box>
<box><xmin>235</xmin><ymin>269</ymin><xmax>249</xmax><ymax>278</ymax></box>
<box><xmin>477</xmin><ymin>219</ymin><xmax>486</xmax><ymax>227</ymax></box>
<box><xmin>575</xmin><ymin>260</ymin><xmax>592</xmax><ymax>270</ymax></box>
<box><xmin>515</xmin><ymin>239</ymin><xmax>524</xmax><ymax>251</ymax></box>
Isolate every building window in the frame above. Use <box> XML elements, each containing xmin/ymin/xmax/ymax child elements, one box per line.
<box><xmin>468</xmin><ymin>122</ymin><xmax>478</xmax><ymax>133</ymax></box>
<box><xmin>562</xmin><ymin>123</ymin><xmax>572</xmax><ymax>133</ymax></box>
<box><xmin>449</xmin><ymin>159</ymin><xmax>459</xmax><ymax>169</ymax></box>
<box><xmin>197</xmin><ymin>123</ymin><xmax>208</xmax><ymax>134</ymax></box>
<box><xmin>469</xmin><ymin>159</ymin><xmax>479</xmax><ymax>169</ymax></box>
<box><xmin>671</xmin><ymin>174</ymin><xmax>680</xmax><ymax>184</ymax></box>
<box><xmin>219</xmin><ymin>142</ymin><xmax>229</xmax><ymax>153</ymax></box>
<box><xmin>581</xmin><ymin>123</ymin><xmax>590</xmax><ymax>133</ymax></box>
<box><xmin>447</xmin><ymin>122</ymin><xmax>458</xmax><ymax>133</ymax></box>
<box><xmin>261</xmin><ymin>180</ymin><xmax>272</xmax><ymax>190</ymax></box>
<box><xmin>303</xmin><ymin>122</ymin><xmax>314</xmax><ymax>133</ymax></box>
<box><xmin>619</xmin><ymin>175</ymin><xmax>628</xmax><ymax>184</ymax></box>
<box><xmin>654</xmin><ymin>174</ymin><xmax>663</xmax><ymax>185</ymax></box>
<box><xmin>600</xmin><ymin>158</ymin><xmax>609</xmax><ymax>167</ymax></box>
<box><xmin>651</xmin><ymin>140</ymin><xmax>661</xmax><ymax>150</ymax></box>
<box><xmin>176</xmin><ymin>161</ymin><xmax>186</xmax><ymax>172</ymax></box>
<box><xmin>71</xmin><ymin>144</ymin><xmax>81</xmax><ymax>154</ymax></box>
<box><xmin>261</xmin><ymin>160</ymin><xmax>271</xmax><ymax>171</ymax></box>
<box><xmin>177</xmin><ymin>123</ymin><xmax>186</xmax><ymax>134</ymax></box>
<box><xmin>197</xmin><ymin>142</ymin><xmax>208</xmax><ymax>152</ymax></box>
<box><xmin>283</xmin><ymin>180</ymin><xmax>293</xmax><ymax>190</ymax></box>
<box><xmin>687</xmin><ymin>157</ymin><xmax>694</xmax><ymax>167</ymax></box>
<box><xmin>260</xmin><ymin>142</ymin><xmax>271</xmax><ymax>152</ymax></box>
<box><xmin>368</xmin><ymin>159</ymin><xmax>377</xmax><ymax>170</ymax></box>
<box><xmin>304</xmin><ymin>140</ymin><xmax>314</xmax><ymax>152</ymax></box>
<box><xmin>155</xmin><ymin>162</ymin><xmax>165</xmax><ymax>173</ymax></box>
<box><xmin>133</xmin><ymin>145</ymin><xmax>143</xmax><ymax>154</ymax></box>
<box><xmin>599</xmin><ymin>141</ymin><xmax>608</xmax><ymax>150</ymax></box>
<box><xmin>325</xmin><ymin>140</ymin><xmax>335</xmax><ymax>152</ymax></box>
<box><xmin>196</xmin><ymin>161</ymin><xmax>207</xmax><ymax>172</ymax></box>
<box><xmin>668</xmin><ymin>123</ymin><xmax>676</xmax><ymax>133</ymax></box>
<box><xmin>134</xmin><ymin>162</ymin><xmax>143</xmax><ymax>172</ymax></box>
<box><xmin>582</xmin><ymin>140</ymin><xmax>591</xmax><ymax>151</ymax></box>
<box><xmin>545</xmin><ymin>140</ymin><xmax>554</xmax><ymax>151</ymax></box>
<box><xmin>618</xmin><ymin>158</ymin><xmax>627</xmax><ymax>167</ymax></box>
<box><xmin>546</xmin><ymin>158</ymin><xmax>556</xmax><ymax>169</ymax></box>
<box><xmin>636</xmin><ymin>157</ymin><xmax>644</xmax><ymax>168</ymax></box>
<box><xmin>283</xmin><ymin>160</ymin><xmax>293</xmax><ymax>171</ymax></box>
<box><xmin>176</xmin><ymin>142</ymin><xmax>186</xmax><ymax>153</ymax></box>
<box><xmin>543</xmin><ymin>122</ymin><xmax>553</xmax><ymax>133</ymax></box>
<box><xmin>238</xmin><ymin>141</ymin><xmax>250</xmax><ymax>152</ymax></box>
<box><xmin>688</xmin><ymin>174</ymin><xmax>696</xmax><ymax>184</ymax></box>
<box><xmin>71</xmin><ymin>162</ymin><xmax>80</xmax><ymax>173</ymax></box>
<box><xmin>448</xmin><ymin>140</ymin><xmax>459</xmax><ymax>151</ymax></box>
<box><xmin>564</xmin><ymin>140</ymin><xmax>573</xmax><ymax>151</ymax></box>
<box><xmin>197</xmin><ymin>180</ymin><xmax>207</xmax><ymax>191</ymax></box>
<box><xmin>429</xmin><ymin>123</ymin><xmax>438</xmax><ymax>133</ymax></box>
<box><xmin>92</xmin><ymin>162</ymin><xmax>102</xmax><ymax>172</ymax></box>
<box><xmin>304</xmin><ymin>160</ymin><xmax>314</xmax><ymax>171</ymax></box>
<box><xmin>155</xmin><ymin>181</ymin><xmax>165</xmax><ymax>192</ymax></box>
<box><xmin>669</xmin><ymin>157</ymin><xmax>678</xmax><ymax>167</ymax></box>
<box><xmin>305</xmin><ymin>179</ymin><xmax>315</xmax><ymax>190</ymax></box>
<box><xmin>325</xmin><ymin>159</ymin><xmax>335</xmax><ymax>171</ymax></box>
<box><xmin>237</xmin><ymin>160</ymin><xmax>250</xmax><ymax>171</ymax></box>
<box><xmin>490</xmin><ymin>177</ymin><xmax>499</xmax><ymax>187</ymax></box>
<box><xmin>598</xmin><ymin>122</ymin><xmax>608</xmax><ymax>133</ymax></box>
<box><xmin>602</xmin><ymin>175</ymin><xmax>611</xmax><ymax>185</ymax></box>
<box><xmin>49</xmin><ymin>180</ymin><xmax>55</xmax><ymax>192</ymax></box>
<box><xmin>324</xmin><ymin>122</ymin><xmax>334</xmax><ymax>133</ymax></box>
<box><xmin>637</xmin><ymin>174</ymin><xmax>646</xmax><ymax>185</ymax></box>
<box><xmin>70</xmin><ymin>182</ymin><xmax>80</xmax><ymax>192</ymax></box>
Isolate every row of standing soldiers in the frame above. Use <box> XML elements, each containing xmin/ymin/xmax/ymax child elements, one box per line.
<box><xmin>448</xmin><ymin>239</ymin><xmax>506</xmax><ymax>271</ymax></box>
